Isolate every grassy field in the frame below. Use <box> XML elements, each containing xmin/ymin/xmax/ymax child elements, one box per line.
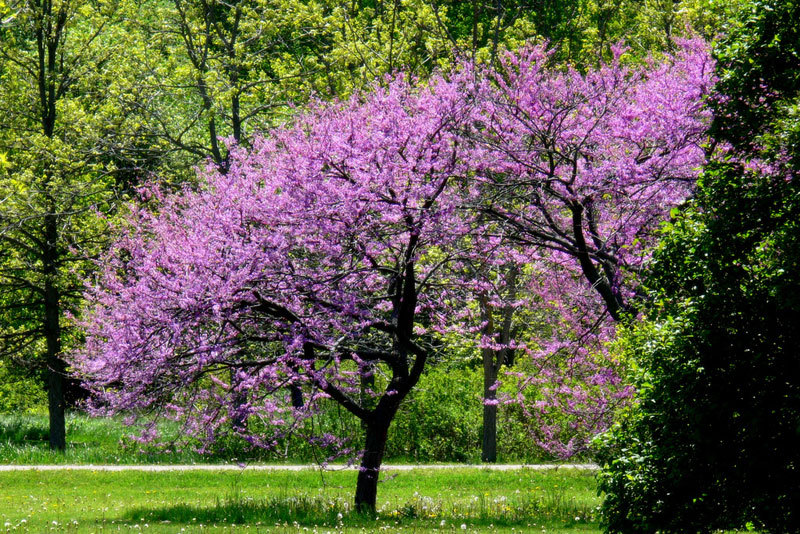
<box><xmin>0</xmin><ymin>414</ymin><xmax>755</xmax><ymax>534</ymax></box>
<box><xmin>0</xmin><ymin>467</ymin><xmax>601</xmax><ymax>533</ymax></box>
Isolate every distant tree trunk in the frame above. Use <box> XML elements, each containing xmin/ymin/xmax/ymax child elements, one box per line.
<box><xmin>482</xmin><ymin>345</ymin><xmax>498</xmax><ymax>462</ymax></box>
<box><xmin>479</xmin><ymin>267</ymin><xmax>517</xmax><ymax>463</ymax></box>
<box><xmin>355</xmin><ymin>419</ymin><xmax>390</xmax><ymax>513</ymax></box>
<box><xmin>229</xmin><ymin>368</ymin><xmax>248</xmax><ymax>430</ymax></box>
<box><xmin>289</xmin><ymin>384</ymin><xmax>304</xmax><ymax>408</ymax></box>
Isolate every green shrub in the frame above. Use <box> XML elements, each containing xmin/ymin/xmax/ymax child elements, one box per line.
<box><xmin>596</xmin><ymin>167</ymin><xmax>800</xmax><ymax>533</ymax></box>
<box><xmin>386</xmin><ymin>366</ymin><xmax>483</xmax><ymax>462</ymax></box>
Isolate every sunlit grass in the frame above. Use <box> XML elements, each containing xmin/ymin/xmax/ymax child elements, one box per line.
<box><xmin>0</xmin><ymin>413</ymin><xmax>288</xmax><ymax>465</ymax></box>
<box><xmin>0</xmin><ymin>467</ymin><xmax>601</xmax><ymax>533</ymax></box>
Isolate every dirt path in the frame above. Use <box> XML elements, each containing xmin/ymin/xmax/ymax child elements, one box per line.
<box><xmin>0</xmin><ymin>463</ymin><xmax>598</xmax><ymax>472</ymax></box>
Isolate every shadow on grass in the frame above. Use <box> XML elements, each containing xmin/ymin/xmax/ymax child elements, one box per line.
<box><xmin>125</xmin><ymin>495</ymin><xmax>362</xmax><ymax>527</ymax></box>
<box><xmin>122</xmin><ymin>493</ymin><xmax>599</xmax><ymax>530</ymax></box>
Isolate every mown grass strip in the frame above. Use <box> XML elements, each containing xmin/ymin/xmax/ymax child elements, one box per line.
<box><xmin>0</xmin><ymin>468</ymin><xmax>600</xmax><ymax>533</ymax></box>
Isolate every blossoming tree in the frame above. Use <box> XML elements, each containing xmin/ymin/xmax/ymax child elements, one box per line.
<box><xmin>72</xmin><ymin>40</ymin><xmax>715</xmax><ymax>511</ymax></box>
<box><xmin>466</xmin><ymin>40</ymin><xmax>715</xmax><ymax>457</ymax></box>
<box><xmin>73</xmin><ymin>76</ymin><xmax>475</xmax><ymax>512</ymax></box>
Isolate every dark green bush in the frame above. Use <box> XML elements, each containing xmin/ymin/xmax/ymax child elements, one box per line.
<box><xmin>596</xmin><ymin>165</ymin><xmax>800</xmax><ymax>533</ymax></box>
<box><xmin>598</xmin><ymin>2</ymin><xmax>800</xmax><ymax>531</ymax></box>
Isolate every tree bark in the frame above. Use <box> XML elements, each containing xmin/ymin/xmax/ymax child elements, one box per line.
<box><xmin>482</xmin><ymin>346</ymin><xmax>498</xmax><ymax>462</ymax></box>
<box><xmin>47</xmin><ymin>349</ymin><xmax>66</xmax><ymax>450</ymax></box>
<box><xmin>479</xmin><ymin>292</ymin><xmax>497</xmax><ymax>463</ymax></box>
<box><xmin>354</xmin><ymin>420</ymin><xmax>390</xmax><ymax>514</ymax></box>
<box><xmin>44</xmin><ymin>213</ymin><xmax>65</xmax><ymax>450</ymax></box>
<box><xmin>479</xmin><ymin>268</ymin><xmax>517</xmax><ymax>463</ymax></box>
<box><xmin>289</xmin><ymin>384</ymin><xmax>304</xmax><ymax>408</ymax></box>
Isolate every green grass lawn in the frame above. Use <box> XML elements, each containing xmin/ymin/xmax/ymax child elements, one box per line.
<box><xmin>0</xmin><ymin>413</ymin><xmax>264</xmax><ymax>465</ymax></box>
<box><xmin>0</xmin><ymin>468</ymin><xmax>600</xmax><ymax>533</ymax></box>
<box><xmin>0</xmin><ymin>415</ymin><xmax>752</xmax><ymax>533</ymax></box>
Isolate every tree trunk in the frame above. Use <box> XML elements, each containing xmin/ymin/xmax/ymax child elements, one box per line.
<box><xmin>289</xmin><ymin>384</ymin><xmax>304</xmax><ymax>408</ymax></box>
<box><xmin>354</xmin><ymin>420</ymin><xmax>389</xmax><ymax>514</ymax></box>
<box><xmin>482</xmin><ymin>347</ymin><xmax>498</xmax><ymax>462</ymax></box>
<box><xmin>229</xmin><ymin>368</ymin><xmax>248</xmax><ymax>430</ymax></box>
<box><xmin>47</xmin><ymin>350</ymin><xmax>66</xmax><ymax>450</ymax></box>
<box><xmin>44</xmin><ymin>214</ymin><xmax>65</xmax><ymax>450</ymax></box>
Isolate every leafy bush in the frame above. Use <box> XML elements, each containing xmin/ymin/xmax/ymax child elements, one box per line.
<box><xmin>385</xmin><ymin>366</ymin><xmax>482</xmax><ymax>462</ymax></box>
<box><xmin>598</xmin><ymin>2</ymin><xmax>800</xmax><ymax>531</ymax></box>
<box><xmin>596</xmin><ymin>165</ymin><xmax>800</xmax><ymax>533</ymax></box>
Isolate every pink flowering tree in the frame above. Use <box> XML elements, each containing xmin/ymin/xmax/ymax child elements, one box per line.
<box><xmin>465</xmin><ymin>40</ymin><xmax>715</xmax><ymax>457</ymax></box>
<box><xmin>72</xmin><ymin>76</ymin><xmax>475</xmax><ymax>512</ymax></box>
<box><xmin>72</xmin><ymin>39</ymin><xmax>716</xmax><ymax>514</ymax></box>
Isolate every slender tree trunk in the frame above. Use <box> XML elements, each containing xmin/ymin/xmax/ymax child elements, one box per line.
<box><xmin>354</xmin><ymin>420</ymin><xmax>390</xmax><ymax>514</ymax></box>
<box><xmin>479</xmin><ymin>268</ymin><xmax>517</xmax><ymax>463</ymax></box>
<box><xmin>479</xmin><ymin>293</ymin><xmax>498</xmax><ymax>463</ymax></box>
<box><xmin>44</xmin><ymin>213</ymin><xmax>65</xmax><ymax>450</ymax></box>
<box><xmin>482</xmin><ymin>347</ymin><xmax>498</xmax><ymax>462</ymax></box>
<box><xmin>229</xmin><ymin>368</ymin><xmax>248</xmax><ymax>430</ymax></box>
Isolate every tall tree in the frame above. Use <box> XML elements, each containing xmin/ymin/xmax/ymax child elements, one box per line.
<box><xmin>73</xmin><ymin>74</ymin><xmax>476</xmax><ymax>513</ymax></box>
<box><xmin>0</xmin><ymin>0</ymin><xmax>143</xmax><ymax>448</ymax></box>
<box><xmin>117</xmin><ymin>0</ymin><xmax>331</xmax><ymax>174</ymax></box>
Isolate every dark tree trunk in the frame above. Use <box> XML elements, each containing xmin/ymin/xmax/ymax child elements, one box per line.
<box><xmin>289</xmin><ymin>384</ymin><xmax>304</xmax><ymax>409</ymax></box>
<box><xmin>47</xmin><ymin>349</ymin><xmax>66</xmax><ymax>450</ymax></box>
<box><xmin>354</xmin><ymin>420</ymin><xmax>390</xmax><ymax>514</ymax></box>
<box><xmin>44</xmin><ymin>214</ymin><xmax>65</xmax><ymax>451</ymax></box>
<box><xmin>479</xmin><ymin>268</ymin><xmax>517</xmax><ymax>463</ymax></box>
<box><xmin>482</xmin><ymin>346</ymin><xmax>498</xmax><ymax>463</ymax></box>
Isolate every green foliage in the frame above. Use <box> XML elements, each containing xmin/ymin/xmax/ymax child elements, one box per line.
<box><xmin>712</xmin><ymin>0</ymin><xmax>800</xmax><ymax>152</ymax></box>
<box><xmin>598</xmin><ymin>2</ymin><xmax>800</xmax><ymax>531</ymax></box>
<box><xmin>0</xmin><ymin>364</ymin><xmax>552</xmax><ymax>464</ymax></box>
<box><xmin>597</xmin><ymin>166</ymin><xmax>800</xmax><ymax>533</ymax></box>
<box><xmin>386</xmin><ymin>366</ymin><xmax>482</xmax><ymax>462</ymax></box>
<box><xmin>0</xmin><ymin>362</ymin><xmax>45</xmax><ymax>414</ymax></box>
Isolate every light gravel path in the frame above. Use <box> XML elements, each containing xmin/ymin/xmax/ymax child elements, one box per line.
<box><xmin>0</xmin><ymin>463</ymin><xmax>598</xmax><ymax>472</ymax></box>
